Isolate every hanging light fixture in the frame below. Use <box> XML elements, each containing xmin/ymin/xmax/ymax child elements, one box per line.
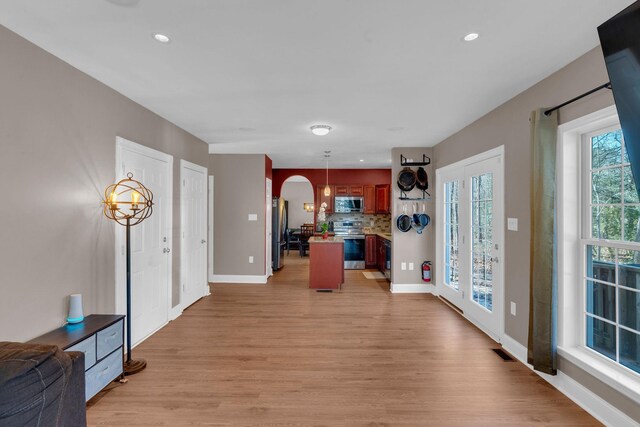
<box><xmin>324</xmin><ymin>151</ymin><xmax>331</xmax><ymax>196</ymax></box>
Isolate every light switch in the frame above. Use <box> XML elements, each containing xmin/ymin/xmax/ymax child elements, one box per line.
<box><xmin>507</xmin><ymin>218</ymin><xmax>518</xmax><ymax>231</ymax></box>
<box><xmin>248</xmin><ymin>214</ymin><xmax>258</xmax><ymax>221</ymax></box>
<box><xmin>409</xmin><ymin>262</ymin><xmax>414</xmax><ymax>270</ymax></box>
<box><xmin>510</xmin><ymin>301</ymin><xmax>516</xmax><ymax>316</ymax></box>
<box><xmin>401</xmin><ymin>262</ymin><xmax>407</xmax><ymax>271</ymax></box>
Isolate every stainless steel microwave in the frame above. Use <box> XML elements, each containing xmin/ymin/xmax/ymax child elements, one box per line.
<box><xmin>334</xmin><ymin>196</ymin><xmax>364</xmax><ymax>213</ymax></box>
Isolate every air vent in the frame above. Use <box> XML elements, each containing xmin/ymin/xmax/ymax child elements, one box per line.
<box><xmin>492</xmin><ymin>348</ymin><xmax>514</xmax><ymax>361</ymax></box>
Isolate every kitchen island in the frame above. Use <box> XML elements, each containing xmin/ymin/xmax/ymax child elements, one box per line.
<box><xmin>309</xmin><ymin>236</ymin><xmax>344</xmax><ymax>290</ymax></box>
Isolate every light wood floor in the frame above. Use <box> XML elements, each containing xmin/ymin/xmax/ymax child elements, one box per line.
<box><xmin>87</xmin><ymin>254</ymin><xmax>599</xmax><ymax>426</ymax></box>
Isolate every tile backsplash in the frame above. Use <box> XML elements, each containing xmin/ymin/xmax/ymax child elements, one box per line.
<box><xmin>327</xmin><ymin>213</ymin><xmax>391</xmax><ymax>233</ymax></box>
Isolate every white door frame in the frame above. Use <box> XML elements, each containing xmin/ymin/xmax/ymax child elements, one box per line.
<box><xmin>266</xmin><ymin>178</ymin><xmax>273</xmax><ymax>278</ymax></box>
<box><xmin>208</xmin><ymin>175</ymin><xmax>215</xmax><ymax>283</ymax></box>
<box><xmin>179</xmin><ymin>160</ymin><xmax>208</xmax><ymax>316</ymax></box>
<box><xmin>114</xmin><ymin>136</ymin><xmax>173</xmax><ymax>346</ymax></box>
<box><xmin>435</xmin><ymin>145</ymin><xmax>505</xmax><ymax>343</ymax></box>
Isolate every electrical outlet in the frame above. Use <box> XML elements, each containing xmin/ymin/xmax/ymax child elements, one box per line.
<box><xmin>248</xmin><ymin>214</ymin><xmax>258</xmax><ymax>221</ymax></box>
<box><xmin>401</xmin><ymin>262</ymin><xmax>407</xmax><ymax>271</ymax></box>
<box><xmin>409</xmin><ymin>262</ymin><xmax>414</xmax><ymax>270</ymax></box>
<box><xmin>507</xmin><ymin>218</ymin><xmax>518</xmax><ymax>231</ymax></box>
<box><xmin>510</xmin><ymin>301</ymin><xmax>516</xmax><ymax>316</ymax></box>
<box><xmin>249</xmin><ymin>256</ymin><xmax>254</xmax><ymax>264</ymax></box>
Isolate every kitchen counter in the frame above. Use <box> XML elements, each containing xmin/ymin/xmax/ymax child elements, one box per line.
<box><xmin>367</xmin><ymin>232</ymin><xmax>392</xmax><ymax>241</ymax></box>
<box><xmin>309</xmin><ymin>237</ymin><xmax>344</xmax><ymax>290</ymax></box>
<box><xmin>309</xmin><ymin>236</ymin><xmax>343</xmax><ymax>244</ymax></box>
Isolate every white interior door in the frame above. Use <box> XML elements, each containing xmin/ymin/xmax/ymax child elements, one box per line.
<box><xmin>437</xmin><ymin>148</ymin><xmax>504</xmax><ymax>341</ymax></box>
<box><xmin>266</xmin><ymin>178</ymin><xmax>273</xmax><ymax>278</ymax></box>
<box><xmin>181</xmin><ymin>160</ymin><xmax>208</xmax><ymax>310</ymax></box>
<box><xmin>116</xmin><ymin>137</ymin><xmax>172</xmax><ymax>347</ymax></box>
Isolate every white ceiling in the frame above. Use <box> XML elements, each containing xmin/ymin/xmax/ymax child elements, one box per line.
<box><xmin>0</xmin><ymin>0</ymin><xmax>634</xmax><ymax>168</ymax></box>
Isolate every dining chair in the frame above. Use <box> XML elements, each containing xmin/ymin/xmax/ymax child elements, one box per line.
<box><xmin>299</xmin><ymin>225</ymin><xmax>314</xmax><ymax>257</ymax></box>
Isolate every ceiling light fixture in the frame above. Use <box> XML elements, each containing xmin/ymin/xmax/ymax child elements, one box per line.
<box><xmin>311</xmin><ymin>125</ymin><xmax>332</xmax><ymax>136</ymax></box>
<box><xmin>463</xmin><ymin>33</ymin><xmax>479</xmax><ymax>42</ymax></box>
<box><xmin>153</xmin><ymin>33</ymin><xmax>171</xmax><ymax>43</ymax></box>
<box><xmin>359</xmin><ymin>159</ymin><xmax>364</xmax><ymax>162</ymax></box>
<box><xmin>324</xmin><ymin>151</ymin><xmax>331</xmax><ymax>197</ymax></box>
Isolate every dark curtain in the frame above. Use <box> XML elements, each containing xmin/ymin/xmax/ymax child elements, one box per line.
<box><xmin>527</xmin><ymin>108</ymin><xmax>558</xmax><ymax>375</ymax></box>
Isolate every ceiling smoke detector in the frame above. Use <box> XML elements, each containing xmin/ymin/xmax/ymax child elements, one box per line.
<box><xmin>463</xmin><ymin>33</ymin><xmax>479</xmax><ymax>42</ymax></box>
<box><xmin>153</xmin><ymin>33</ymin><xmax>171</xmax><ymax>43</ymax></box>
<box><xmin>310</xmin><ymin>125</ymin><xmax>332</xmax><ymax>136</ymax></box>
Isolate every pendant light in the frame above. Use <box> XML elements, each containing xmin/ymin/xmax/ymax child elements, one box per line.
<box><xmin>324</xmin><ymin>151</ymin><xmax>331</xmax><ymax>196</ymax></box>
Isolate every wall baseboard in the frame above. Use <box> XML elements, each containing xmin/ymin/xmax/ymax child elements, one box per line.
<box><xmin>169</xmin><ymin>306</ymin><xmax>182</xmax><ymax>321</ymax></box>
<box><xmin>501</xmin><ymin>335</ymin><xmax>637</xmax><ymax>427</ymax></box>
<box><xmin>210</xmin><ymin>274</ymin><xmax>268</xmax><ymax>284</ymax></box>
<box><xmin>390</xmin><ymin>282</ymin><xmax>435</xmax><ymax>294</ymax></box>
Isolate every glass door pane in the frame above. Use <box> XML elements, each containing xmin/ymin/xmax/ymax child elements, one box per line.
<box><xmin>444</xmin><ymin>180</ymin><xmax>460</xmax><ymax>290</ymax></box>
<box><xmin>471</xmin><ymin>172</ymin><xmax>493</xmax><ymax>311</ymax></box>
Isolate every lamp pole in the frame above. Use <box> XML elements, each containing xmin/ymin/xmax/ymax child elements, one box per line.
<box><xmin>126</xmin><ymin>216</ymin><xmax>132</xmax><ymax>365</ymax></box>
<box><xmin>103</xmin><ymin>173</ymin><xmax>153</xmax><ymax>375</ymax></box>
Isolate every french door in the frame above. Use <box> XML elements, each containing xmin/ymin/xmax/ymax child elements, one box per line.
<box><xmin>437</xmin><ymin>149</ymin><xmax>504</xmax><ymax>341</ymax></box>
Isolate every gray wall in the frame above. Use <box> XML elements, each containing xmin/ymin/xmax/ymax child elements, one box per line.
<box><xmin>0</xmin><ymin>25</ymin><xmax>208</xmax><ymax>342</ymax></box>
<box><xmin>209</xmin><ymin>154</ymin><xmax>267</xmax><ymax>277</ymax></box>
<box><xmin>433</xmin><ymin>47</ymin><xmax>639</xmax><ymax>422</ymax></box>
<box><xmin>281</xmin><ymin>181</ymin><xmax>314</xmax><ymax>228</ymax></box>
<box><xmin>391</xmin><ymin>147</ymin><xmax>435</xmax><ymax>285</ymax></box>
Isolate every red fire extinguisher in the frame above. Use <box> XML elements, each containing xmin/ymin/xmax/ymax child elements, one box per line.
<box><xmin>422</xmin><ymin>261</ymin><xmax>432</xmax><ymax>282</ymax></box>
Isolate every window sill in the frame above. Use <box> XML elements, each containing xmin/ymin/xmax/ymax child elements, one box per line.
<box><xmin>558</xmin><ymin>345</ymin><xmax>640</xmax><ymax>404</ymax></box>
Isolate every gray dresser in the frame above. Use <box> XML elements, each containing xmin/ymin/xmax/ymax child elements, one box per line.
<box><xmin>30</xmin><ymin>314</ymin><xmax>125</xmax><ymax>401</ymax></box>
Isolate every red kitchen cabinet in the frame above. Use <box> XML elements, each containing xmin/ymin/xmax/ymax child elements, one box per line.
<box><xmin>375</xmin><ymin>184</ymin><xmax>390</xmax><ymax>214</ymax></box>
<box><xmin>363</xmin><ymin>185</ymin><xmax>375</xmax><ymax>214</ymax></box>
<box><xmin>350</xmin><ymin>185</ymin><xmax>364</xmax><ymax>196</ymax></box>
<box><xmin>365</xmin><ymin>235</ymin><xmax>377</xmax><ymax>268</ymax></box>
<box><xmin>335</xmin><ymin>185</ymin><xmax>349</xmax><ymax>196</ymax></box>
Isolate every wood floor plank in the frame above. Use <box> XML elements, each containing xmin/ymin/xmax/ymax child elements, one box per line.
<box><xmin>86</xmin><ymin>254</ymin><xmax>600</xmax><ymax>426</ymax></box>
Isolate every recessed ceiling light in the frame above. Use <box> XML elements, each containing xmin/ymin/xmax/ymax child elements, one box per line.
<box><xmin>310</xmin><ymin>125</ymin><xmax>332</xmax><ymax>136</ymax></box>
<box><xmin>359</xmin><ymin>159</ymin><xmax>364</xmax><ymax>162</ymax></box>
<box><xmin>153</xmin><ymin>33</ymin><xmax>171</xmax><ymax>43</ymax></box>
<box><xmin>463</xmin><ymin>33</ymin><xmax>479</xmax><ymax>42</ymax></box>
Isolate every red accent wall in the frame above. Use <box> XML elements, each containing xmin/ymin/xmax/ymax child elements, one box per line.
<box><xmin>265</xmin><ymin>155</ymin><xmax>273</xmax><ymax>180</ymax></box>
<box><xmin>272</xmin><ymin>169</ymin><xmax>391</xmax><ymax>197</ymax></box>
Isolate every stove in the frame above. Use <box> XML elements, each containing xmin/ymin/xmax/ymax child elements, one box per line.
<box><xmin>333</xmin><ymin>221</ymin><xmax>365</xmax><ymax>269</ymax></box>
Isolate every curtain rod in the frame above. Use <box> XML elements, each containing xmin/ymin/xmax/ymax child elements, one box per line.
<box><xmin>544</xmin><ymin>82</ymin><xmax>612</xmax><ymax>116</ymax></box>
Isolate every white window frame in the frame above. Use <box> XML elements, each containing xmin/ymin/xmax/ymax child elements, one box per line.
<box><xmin>558</xmin><ymin>105</ymin><xmax>640</xmax><ymax>404</ymax></box>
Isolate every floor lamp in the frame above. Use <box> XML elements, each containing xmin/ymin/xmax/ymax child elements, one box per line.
<box><xmin>103</xmin><ymin>172</ymin><xmax>154</xmax><ymax>375</ymax></box>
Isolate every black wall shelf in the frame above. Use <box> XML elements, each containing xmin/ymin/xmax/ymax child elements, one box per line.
<box><xmin>399</xmin><ymin>189</ymin><xmax>431</xmax><ymax>200</ymax></box>
<box><xmin>400</xmin><ymin>154</ymin><xmax>431</xmax><ymax>167</ymax></box>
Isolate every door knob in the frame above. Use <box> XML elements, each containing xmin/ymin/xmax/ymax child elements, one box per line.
<box><xmin>201</xmin><ymin>239</ymin><xmax>206</xmax><ymax>244</ymax></box>
<box><xmin>163</xmin><ymin>248</ymin><xmax>171</xmax><ymax>254</ymax></box>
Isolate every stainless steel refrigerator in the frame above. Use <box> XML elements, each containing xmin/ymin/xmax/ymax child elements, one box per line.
<box><xmin>272</xmin><ymin>197</ymin><xmax>287</xmax><ymax>271</ymax></box>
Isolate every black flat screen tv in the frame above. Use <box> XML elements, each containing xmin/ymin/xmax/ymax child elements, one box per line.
<box><xmin>598</xmin><ymin>1</ymin><xmax>640</xmax><ymax>200</ymax></box>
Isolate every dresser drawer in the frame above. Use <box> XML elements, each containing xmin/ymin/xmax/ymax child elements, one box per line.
<box><xmin>67</xmin><ymin>335</ymin><xmax>96</xmax><ymax>371</ymax></box>
<box><xmin>85</xmin><ymin>348</ymin><xmax>122</xmax><ymax>401</ymax></box>
<box><xmin>96</xmin><ymin>320</ymin><xmax>123</xmax><ymax>359</ymax></box>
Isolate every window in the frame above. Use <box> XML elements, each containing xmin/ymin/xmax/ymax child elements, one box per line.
<box><xmin>444</xmin><ymin>180</ymin><xmax>460</xmax><ymax>291</ymax></box>
<box><xmin>582</xmin><ymin>125</ymin><xmax>640</xmax><ymax>375</ymax></box>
